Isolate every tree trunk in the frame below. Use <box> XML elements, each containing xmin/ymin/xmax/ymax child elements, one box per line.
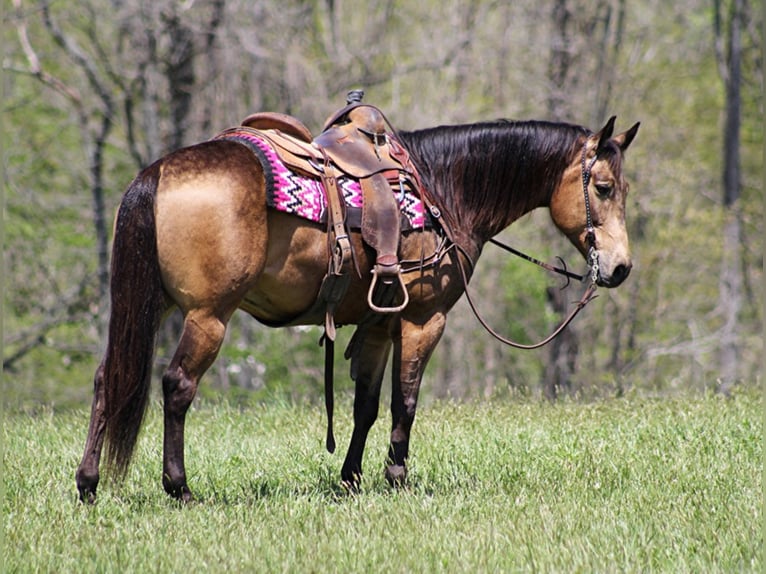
<box><xmin>543</xmin><ymin>287</ymin><xmax>578</xmax><ymax>400</ymax></box>
<box><xmin>39</xmin><ymin>3</ymin><xmax>115</xmax><ymax>306</ymax></box>
<box><xmin>716</xmin><ymin>0</ymin><xmax>744</xmax><ymax>391</ymax></box>
<box><xmin>544</xmin><ymin>0</ymin><xmax>578</xmax><ymax>399</ymax></box>
<box><xmin>90</xmin><ymin>117</ymin><xmax>112</xmax><ymax>301</ymax></box>
<box><xmin>163</xmin><ymin>8</ymin><xmax>196</xmax><ymax>151</ymax></box>
<box><xmin>547</xmin><ymin>0</ymin><xmax>572</xmax><ymax>121</ymax></box>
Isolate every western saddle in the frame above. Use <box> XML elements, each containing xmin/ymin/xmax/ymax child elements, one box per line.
<box><xmin>233</xmin><ymin>90</ymin><xmax>420</xmax><ymax>338</ymax></box>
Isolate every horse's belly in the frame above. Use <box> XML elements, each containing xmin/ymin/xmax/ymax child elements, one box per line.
<box><xmin>239</xmin><ymin>279</ymin><xmax>323</xmax><ymax>325</ymax></box>
<box><xmin>238</xmin><ymin>214</ymin><xmax>330</xmax><ymax>324</ymax></box>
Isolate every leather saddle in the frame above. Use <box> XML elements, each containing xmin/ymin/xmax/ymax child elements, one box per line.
<box><xmin>234</xmin><ymin>93</ymin><xmax>417</xmax><ymax>322</ymax></box>
<box><xmin>241</xmin><ymin>105</ymin><xmax>407</xmax><ymax>180</ymax></box>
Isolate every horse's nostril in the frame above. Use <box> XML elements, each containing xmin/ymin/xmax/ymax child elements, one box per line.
<box><xmin>612</xmin><ymin>263</ymin><xmax>631</xmax><ymax>285</ymax></box>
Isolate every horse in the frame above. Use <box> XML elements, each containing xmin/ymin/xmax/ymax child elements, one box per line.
<box><xmin>75</xmin><ymin>112</ymin><xmax>639</xmax><ymax>502</ymax></box>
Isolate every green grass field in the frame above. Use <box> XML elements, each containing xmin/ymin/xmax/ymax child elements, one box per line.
<box><xmin>4</xmin><ymin>390</ymin><xmax>761</xmax><ymax>573</ymax></box>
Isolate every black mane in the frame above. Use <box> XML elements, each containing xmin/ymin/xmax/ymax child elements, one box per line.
<box><xmin>397</xmin><ymin>120</ymin><xmax>589</xmax><ymax>250</ymax></box>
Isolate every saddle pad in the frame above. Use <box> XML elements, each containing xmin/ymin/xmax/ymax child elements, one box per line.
<box><xmin>218</xmin><ymin>130</ymin><xmax>427</xmax><ymax>230</ymax></box>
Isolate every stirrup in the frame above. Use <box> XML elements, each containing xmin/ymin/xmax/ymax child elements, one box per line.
<box><xmin>367</xmin><ymin>264</ymin><xmax>409</xmax><ymax>314</ymax></box>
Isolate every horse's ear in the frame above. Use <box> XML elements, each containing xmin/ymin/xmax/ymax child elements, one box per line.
<box><xmin>613</xmin><ymin>121</ymin><xmax>640</xmax><ymax>152</ymax></box>
<box><xmin>595</xmin><ymin>116</ymin><xmax>617</xmax><ymax>152</ymax></box>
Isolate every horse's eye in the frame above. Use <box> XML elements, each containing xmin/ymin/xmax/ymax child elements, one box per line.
<box><xmin>595</xmin><ymin>183</ymin><xmax>612</xmax><ymax>198</ymax></box>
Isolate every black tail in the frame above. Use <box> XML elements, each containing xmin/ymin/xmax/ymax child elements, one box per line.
<box><xmin>103</xmin><ymin>162</ymin><xmax>165</xmax><ymax>479</ymax></box>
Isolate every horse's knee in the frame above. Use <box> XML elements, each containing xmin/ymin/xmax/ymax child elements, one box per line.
<box><xmin>354</xmin><ymin>393</ymin><xmax>380</xmax><ymax>427</ymax></box>
<box><xmin>403</xmin><ymin>394</ymin><xmax>419</xmax><ymax>420</ymax></box>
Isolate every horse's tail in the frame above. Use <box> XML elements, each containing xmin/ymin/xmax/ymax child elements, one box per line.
<box><xmin>102</xmin><ymin>161</ymin><xmax>165</xmax><ymax>480</ymax></box>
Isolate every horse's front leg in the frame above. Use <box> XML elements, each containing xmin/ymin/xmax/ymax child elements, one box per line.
<box><xmin>340</xmin><ymin>323</ymin><xmax>392</xmax><ymax>489</ymax></box>
<box><xmin>386</xmin><ymin>313</ymin><xmax>446</xmax><ymax>486</ymax></box>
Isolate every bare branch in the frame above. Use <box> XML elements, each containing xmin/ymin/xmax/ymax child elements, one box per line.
<box><xmin>3</xmin><ymin>273</ymin><xmax>97</xmax><ymax>371</ymax></box>
<box><xmin>40</xmin><ymin>1</ymin><xmax>116</xmax><ymax>121</ymax></box>
<box><xmin>11</xmin><ymin>0</ymin><xmax>83</xmax><ymax>105</ymax></box>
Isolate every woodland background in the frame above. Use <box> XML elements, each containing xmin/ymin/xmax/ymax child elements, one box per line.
<box><xmin>2</xmin><ymin>0</ymin><xmax>763</xmax><ymax>409</ymax></box>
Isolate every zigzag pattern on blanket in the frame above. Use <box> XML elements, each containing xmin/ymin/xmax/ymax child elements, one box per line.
<box><xmin>220</xmin><ymin>130</ymin><xmax>426</xmax><ymax>230</ymax></box>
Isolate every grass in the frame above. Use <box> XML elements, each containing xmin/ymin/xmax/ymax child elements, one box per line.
<box><xmin>3</xmin><ymin>390</ymin><xmax>762</xmax><ymax>573</ymax></box>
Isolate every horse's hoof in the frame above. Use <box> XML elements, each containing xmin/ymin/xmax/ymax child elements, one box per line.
<box><xmin>340</xmin><ymin>480</ymin><xmax>360</xmax><ymax>495</ymax></box>
<box><xmin>177</xmin><ymin>488</ymin><xmax>194</xmax><ymax>503</ymax></box>
<box><xmin>78</xmin><ymin>488</ymin><xmax>97</xmax><ymax>504</ymax></box>
<box><xmin>340</xmin><ymin>470</ymin><xmax>362</xmax><ymax>493</ymax></box>
<box><xmin>384</xmin><ymin>464</ymin><xmax>407</xmax><ymax>487</ymax></box>
<box><xmin>164</xmin><ymin>479</ymin><xmax>194</xmax><ymax>502</ymax></box>
<box><xmin>173</xmin><ymin>487</ymin><xmax>194</xmax><ymax>503</ymax></box>
<box><xmin>76</xmin><ymin>471</ymin><xmax>99</xmax><ymax>504</ymax></box>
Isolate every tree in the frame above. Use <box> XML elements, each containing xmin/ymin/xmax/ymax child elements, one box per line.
<box><xmin>543</xmin><ymin>0</ymin><xmax>628</xmax><ymax>399</ymax></box>
<box><xmin>714</xmin><ymin>0</ymin><xmax>745</xmax><ymax>391</ymax></box>
<box><xmin>6</xmin><ymin>0</ymin><xmax>228</xmax><ymax>368</ymax></box>
<box><xmin>12</xmin><ymin>0</ymin><xmax>114</xmax><ymax>302</ymax></box>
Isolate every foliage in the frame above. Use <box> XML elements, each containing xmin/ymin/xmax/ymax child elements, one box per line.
<box><xmin>3</xmin><ymin>391</ymin><xmax>761</xmax><ymax>572</ymax></box>
<box><xmin>3</xmin><ymin>0</ymin><xmax>763</xmax><ymax>406</ymax></box>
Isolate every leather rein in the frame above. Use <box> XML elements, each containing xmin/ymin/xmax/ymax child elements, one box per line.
<box><xmin>428</xmin><ymin>142</ymin><xmax>601</xmax><ymax>351</ymax></box>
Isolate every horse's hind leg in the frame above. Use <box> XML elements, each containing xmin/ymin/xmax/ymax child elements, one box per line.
<box><xmin>75</xmin><ymin>361</ymin><xmax>107</xmax><ymax>503</ymax></box>
<box><xmin>161</xmin><ymin>310</ymin><xmax>227</xmax><ymax>501</ymax></box>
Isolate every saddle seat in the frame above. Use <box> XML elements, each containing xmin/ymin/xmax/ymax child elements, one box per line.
<box><xmin>314</xmin><ymin>105</ymin><xmax>406</xmax><ymax>178</ymax></box>
<box><xmin>241</xmin><ymin>111</ymin><xmax>313</xmax><ymax>142</ymax></box>
<box><xmin>240</xmin><ymin>106</ymin><xmax>407</xmax><ymax>180</ymax></box>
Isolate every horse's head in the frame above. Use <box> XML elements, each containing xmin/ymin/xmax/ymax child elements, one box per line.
<box><xmin>549</xmin><ymin>117</ymin><xmax>640</xmax><ymax>288</ymax></box>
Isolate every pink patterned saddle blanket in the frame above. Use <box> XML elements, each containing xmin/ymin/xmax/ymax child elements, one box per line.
<box><xmin>218</xmin><ymin>130</ymin><xmax>427</xmax><ymax>231</ymax></box>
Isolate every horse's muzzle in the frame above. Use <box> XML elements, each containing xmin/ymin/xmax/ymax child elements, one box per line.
<box><xmin>598</xmin><ymin>261</ymin><xmax>631</xmax><ymax>288</ymax></box>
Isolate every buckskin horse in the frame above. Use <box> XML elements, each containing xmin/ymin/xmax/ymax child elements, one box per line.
<box><xmin>75</xmin><ymin>101</ymin><xmax>639</xmax><ymax>502</ymax></box>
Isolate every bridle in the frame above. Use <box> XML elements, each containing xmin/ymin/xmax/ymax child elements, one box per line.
<box><xmin>581</xmin><ymin>143</ymin><xmax>600</xmax><ymax>285</ymax></box>
<box><xmin>449</xmin><ymin>141</ymin><xmax>602</xmax><ymax>350</ymax></box>
<box><xmin>486</xmin><ymin>142</ymin><xmax>601</xmax><ymax>286</ymax></box>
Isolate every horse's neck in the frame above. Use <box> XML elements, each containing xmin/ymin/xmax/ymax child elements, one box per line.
<box><xmin>404</xmin><ymin>122</ymin><xmax>577</xmax><ymax>254</ymax></box>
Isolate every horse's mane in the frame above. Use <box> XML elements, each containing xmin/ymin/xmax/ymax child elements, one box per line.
<box><xmin>397</xmin><ymin>120</ymin><xmax>589</xmax><ymax>248</ymax></box>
